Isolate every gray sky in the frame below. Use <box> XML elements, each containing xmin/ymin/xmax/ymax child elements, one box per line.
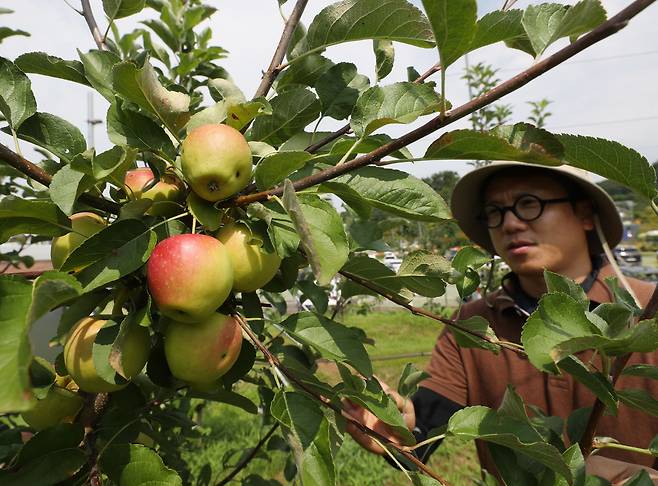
<box><xmin>1</xmin><ymin>0</ymin><xmax>657</xmax><ymax>180</ymax></box>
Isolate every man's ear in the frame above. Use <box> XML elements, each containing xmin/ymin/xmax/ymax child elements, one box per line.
<box><xmin>575</xmin><ymin>200</ymin><xmax>595</xmax><ymax>230</ymax></box>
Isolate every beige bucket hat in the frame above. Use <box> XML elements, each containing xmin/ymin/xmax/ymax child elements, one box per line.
<box><xmin>450</xmin><ymin>161</ymin><xmax>623</xmax><ymax>255</ymax></box>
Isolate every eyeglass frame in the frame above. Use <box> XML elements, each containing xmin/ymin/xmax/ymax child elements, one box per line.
<box><xmin>479</xmin><ymin>193</ymin><xmax>574</xmax><ymax>229</ymax></box>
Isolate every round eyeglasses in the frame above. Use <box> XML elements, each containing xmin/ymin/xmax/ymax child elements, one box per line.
<box><xmin>481</xmin><ymin>194</ymin><xmax>573</xmax><ymax>229</ymax></box>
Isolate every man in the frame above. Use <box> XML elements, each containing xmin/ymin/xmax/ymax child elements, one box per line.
<box><xmin>345</xmin><ymin>162</ymin><xmax>658</xmax><ymax>483</ymax></box>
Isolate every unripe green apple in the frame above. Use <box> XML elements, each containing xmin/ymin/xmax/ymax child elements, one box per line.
<box><xmin>21</xmin><ymin>385</ymin><xmax>84</xmax><ymax>431</ymax></box>
<box><xmin>124</xmin><ymin>168</ymin><xmax>185</xmax><ymax>216</ymax></box>
<box><xmin>216</xmin><ymin>223</ymin><xmax>282</xmax><ymax>292</ymax></box>
<box><xmin>51</xmin><ymin>212</ymin><xmax>107</xmax><ymax>270</ymax></box>
<box><xmin>64</xmin><ymin>317</ymin><xmax>150</xmax><ymax>393</ymax></box>
<box><xmin>147</xmin><ymin>234</ymin><xmax>234</xmax><ymax>322</ymax></box>
<box><xmin>181</xmin><ymin>124</ymin><xmax>252</xmax><ymax>202</ymax></box>
<box><xmin>164</xmin><ymin>313</ymin><xmax>242</xmax><ymax>385</ymax></box>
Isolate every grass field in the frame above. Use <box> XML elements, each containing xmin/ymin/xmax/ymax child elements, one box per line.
<box><xmin>182</xmin><ymin>310</ymin><xmax>481</xmax><ymax>485</ymax></box>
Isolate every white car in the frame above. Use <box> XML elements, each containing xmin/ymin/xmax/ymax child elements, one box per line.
<box><xmin>383</xmin><ymin>252</ymin><xmax>402</xmax><ymax>273</ymax></box>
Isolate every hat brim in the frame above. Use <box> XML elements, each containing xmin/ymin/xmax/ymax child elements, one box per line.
<box><xmin>450</xmin><ymin>162</ymin><xmax>623</xmax><ymax>255</ymax></box>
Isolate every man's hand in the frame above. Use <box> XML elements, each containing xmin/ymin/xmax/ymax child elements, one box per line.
<box><xmin>342</xmin><ymin>382</ymin><xmax>415</xmax><ymax>456</ymax></box>
<box><xmin>586</xmin><ymin>455</ymin><xmax>658</xmax><ymax>485</ymax></box>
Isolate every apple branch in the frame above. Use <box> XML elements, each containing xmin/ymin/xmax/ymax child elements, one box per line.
<box><xmin>579</xmin><ymin>284</ymin><xmax>658</xmax><ymax>456</ymax></box>
<box><xmin>253</xmin><ymin>0</ymin><xmax>309</xmax><ymax>99</ymax></box>
<box><xmin>80</xmin><ymin>0</ymin><xmax>107</xmax><ymax>51</ymax></box>
<box><xmin>339</xmin><ymin>269</ymin><xmax>525</xmax><ymax>356</ymax></box>
<box><xmin>0</xmin><ymin>143</ymin><xmax>121</xmax><ymax>214</ymax></box>
<box><xmin>303</xmin><ymin>62</ymin><xmax>442</xmax><ymax>154</ymax></box>
<box><xmin>233</xmin><ymin>314</ymin><xmax>451</xmax><ymax>485</ymax></box>
<box><xmin>229</xmin><ymin>0</ymin><xmax>655</xmax><ymax>208</ymax></box>
<box><xmin>215</xmin><ymin>423</ymin><xmax>280</xmax><ymax>486</ymax></box>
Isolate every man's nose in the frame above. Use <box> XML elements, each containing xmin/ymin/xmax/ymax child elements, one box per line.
<box><xmin>500</xmin><ymin>208</ymin><xmax>528</xmax><ymax>232</ymax></box>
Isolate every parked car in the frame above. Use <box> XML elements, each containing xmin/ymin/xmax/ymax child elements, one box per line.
<box><xmin>382</xmin><ymin>252</ymin><xmax>402</xmax><ymax>272</ymax></box>
<box><xmin>613</xmin><ymin>245</ymin><xmax>642</xmax><ymax>266</ymax></box>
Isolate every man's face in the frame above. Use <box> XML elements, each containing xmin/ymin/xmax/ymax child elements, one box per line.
<box><xmin>483</xmin><ymin>172</ymin><xmax>594</xmax><ymax>278</ymax></box>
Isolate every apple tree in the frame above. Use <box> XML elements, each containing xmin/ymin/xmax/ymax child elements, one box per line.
<box><xmin>1</xmin><ymin>0</ymin><xmax>658</xmax><ymax>484</ymax></box>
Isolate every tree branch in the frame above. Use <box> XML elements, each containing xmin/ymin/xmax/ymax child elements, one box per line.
<box><xmin>579</xmin><ymin>283</ymin><xmax>658</xmax><ymax>456</ymax></box>
<box><xmin>253</xmin><ymin>0</ymin><xmax>309</xmax><ymax>99</ymax></box>
<box><xmin>215</xmin><ymin>423</ymin><xmax>280</xmax><ymax>486</ymax></box>
<box><xmin>0</xmin><ymin>143</ymin><xmax>121</xmax><ymax>214</ymax></box>
<box><xmin>233</xmin><ymin>314</ymin><xmax>451</xmax><ymax>485</ymax></box>
<box><xmin>80</xmin><ymin>0</ymin><xmax>107</xmax><ymax>51</ymax></box>
<box><xmin>226</xmin><ymin>0</ymin><xmax>654</xmax><ymax>208</ymax></box>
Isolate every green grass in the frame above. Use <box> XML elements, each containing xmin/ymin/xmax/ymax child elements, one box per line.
<box><xmin>182</xmin><ymin>310</ymin><xmax>481</xmax><ymax>485</ymax></box>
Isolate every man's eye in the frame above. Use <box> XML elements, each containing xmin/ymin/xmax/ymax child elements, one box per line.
<box><xmin>517</xmin><ymin>196</ymin><xmax>539</xmax><ymax>209</ymax></box>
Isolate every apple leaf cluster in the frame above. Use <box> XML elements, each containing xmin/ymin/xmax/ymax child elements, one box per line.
<box><xmin>0</xmin><ymin>0</ymin><xmax>657</xmax><ymax>485</ymax></box>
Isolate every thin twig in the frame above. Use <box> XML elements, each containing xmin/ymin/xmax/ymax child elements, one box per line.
<box><xmin>579</xmin><ymin>284</ymin><xmax>658</xmax><ymax>456</ymax></box>
<box><xmin>80</xmin><ymin>0</ymin><xmax>107</xmax><ymax>50</ymax></box>
<box><xmin>215</xmin><ymin>423</ymin><xmax>280</xmax><ymax>486</ymax></box>
<box><xmin>233</xmin><ymin>314</ymin><xmax>451</xmax><ymax>485</ymax></box>
<box><xmin>303</xmin><ymin>63</ymin><xmax>442</xmax><ymax>154</ymax></box>
<box><xmin>0</xmin><ymin>143</ymin><xmax>121</xmax><ymax>214</ymax></box>
<box><xmin>226</xmin><ymin>0</ymin><xmax>654</xmax><ymax>209</ymax></box>
<box><xmin>339</xmin><ymin>269</ymin><xmax>525</xmax><ymax>356</ymax></box>
<box><xmin>253</xmin><ymin>0</ymin><xmax>309</xmax><ymax>99</ymax></box>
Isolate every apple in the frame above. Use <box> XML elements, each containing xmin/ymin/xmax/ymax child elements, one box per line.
<box><xmin>51</xmin><ymin>212</ymin><xmax>107</xmax><ymax>270</ymax></box>
<box><xmin>164</xmin><ymin>312</ymin><xmax>242</xmax><ymax>385</ymax></box>
<box><xmin>216</xmin><ymin>223</ymin><xmax>282</xmax><ymax>292</ymax></box>
<box><xmin>147</xmin><ymin>234</ymin><xmax>234</xmax><ymax>322</ymax></box>
<box><xmin>64</xmin><ymin>317</ymin><xmax>150</xmax><ymax>393</ymax></box>
<box><xmin>124</xmin><ymin>168</ymin><xmax>185</xmax><ymax>216</ymax></box>
<box><xmin>180</xmin><ymin>124</ymin><xmax>252</xmax><ymax>202</ymax></box>
<box><xmin>21</xmin><ymin>385</ymin><xmax>84</xmax><ymax>431</ymax></box>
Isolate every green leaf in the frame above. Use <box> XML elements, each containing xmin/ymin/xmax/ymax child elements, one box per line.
<box><xmin>15</xmin><ymin>52</ymin><xmax>90</xmax><ymax>86</ymax></box>
<box><xmin>207</xmin><ymin>78</ymin><xmax>246</xmax><ymax>104</ymax></box>
<box><xmin>79</xmin><ymin>49</ymin><xmax>122</xmax><ymax>102</ymax></box>
<box><xmin>396</xmin><ymin>250</ymin><xmax>451</xmax><ymax>297</ymax></box>
<box><xmin>340</xmin><ymin>255</ymin><xmax>413</xmax><ymax>302</ymax></box>
<box><xmin>224</xmin><ymin>98</ymin><xmax>272</xmax><ymax>131</ymax></box>
<box><xmin>448</xmin><ymin>406</ymin><xmax>572</xmax><ymax>482</ymax></box>
<box><xmin>424</xmin><ymin>124</ymin><xmax>564</xmax><ymax>165</ymax></box>
<box><xmin>0</xmin><ymin>57</ymin><xmax>37</xmax><ymax>129</ymax></box>
<box><xmin>625</xmin><ymin>470</ymin><xmax>654</xmax><ymax>486</ymax></box>
<box><xmin>315</xmin><ymin>62</ymin><xmax>369</xmax><ymax>120</ymax></box>
<box><xmin>522</xmin><ymin>0</ymin><xmax>606</xmax><ymax>57</ymax></box>
<box><xmin>618</xmin><ymin>389</ymin><xmax>658</xmax><ymax>417</ymax></box>
<box><xmin>255</xmin><ymin>151</ymin><xmax>314</xmax><ymax>190</ymax></box>
<box><xmin>470</xmin><ymin>9</ymin><xmax>525</xmax><ymax>51</ymax></box>
<box><xmin>12</xmin><ymin>112</ymin><xmax>86</xmax><ymax>162</ymax></box>
<box><xmin>113</xmin><ymin>60</ymin><xmax>190</xmax><ymax>133</ymax></box>
<box><xmin>251</xmin><ymin>87</ymin><xmax>320</xmax><ymax>145</ymax></box>
<box><xmin>69</xmin><ymin>220</ymin><xmax>157</xmax><ymax>292</ymax></box>
<box><xmin>558</xmin><ymin>356</ymin><xmax>617</xmax><ymax>414</ymax></box>
<box><xmin>16</xmin><ymin>423</ymin><xmax>84</xmax><ymax>466</ymax></box>
<box><xmin>100</xmin><ymin>443</ymin><xmax>182</xmax><ymax>485</ymax></box>
<box><xmin>621</xmin><ymin>364</ymin><xmax>658</xmax><ymax>380</ymax></box>
<box><xmin>271</xmin><ymin>391</ymin><xmax>324</xmax><ymax>450</ymax></box>
<box><xmin>294</xmin><ymin>0</ymin><xmax>435</xmax><ymax>57</ymax></box>
<box><xmin>0</xmin><ymin>197</ymin><xmax>70</xmax><ymax>244</ymax></box>
<box><xmin>282</xmin><ymin>186</ymin><xmax>348</xmax><ymax>286</ymax></box>
<box><xmin>373</xmin><ymin>40</ymin><xmax>394</xmax><ymax>81</ymax></box>
<box><xmin>280</xmin><ymin>312</ymin><xmax>372</xmax><ymax>376</ymax></box>
<box><xmin>0</xmin><ymin>27</ymin><xmax>29</xmax><ymax>44</ymax></box>
<box><xmin>276</xmin><ymin>54</ymin><xmax>334</xmax><ymax>91</ymax></box>
<box><xmin>296</xmin><ymin>280</ymin><xmax>329</xmax><ymax>314</ymax></box>
<box><xmin>544</xmin><ymin>270</ymin><xmax>588</xmax><ymax>308</ymax></box>
<box><xmin>27</xmin><ymin>272</ymin><xmax>82</xmax><ymax>327</ymax></box>
<box><xmin>300</xmin><ymin>418</ymin><xmax>336</xmax><ymax>486</ymax></box>
<box><xmin>557</xmin><ymin>134</ymin><xmax>657</xmax><ymax>201</ymax></box>
<box><xmin>186</xmin><ymin>101</ymin><xmax>228</xmax><ymax>132</ymax></box>
<box><xmin>247</xmin><ymin>202</ymin><xmax>300</xmax><ymax>258</ymax></box>
<box><xmin>49</xmin><ymin>164</ymin><xmax>96</xmax><ymax>215</ymax></box>
<box><xmin>329</xmin><ymin>134</ymin><xmax>412</xmax><ymax>160</ymax></box>
<box><xmin>397</xmin><ymin>362</ymin><xmax>430</xmax><ymax>398</ymax></box>
<box><xmin>592</xmin><ymin>303</ymin><xmax>633</xmax><ymax>338</ymax></box>
<box><xmin>0</xmin><ymin>448</ymin><xmax>86</xmax><ymax>485</ymax></box>
<box><xmin>103</xmin><ymin>0</ymin><xmax>146</xmax><ymax>19</ymax></box>
<box><xmin>351</xmin><ymin>81</ymin><xmax>445</xmax><ymax>137</ymax></box>
<box><xmin>0</xmin><ymin>276</ymin><xmax>33</xmax><ymax>413</ymax></box>
<box><xmin>422</xmin><ymin>0</ymin><xmax>477</xmax><ymax>68</ymax></box>
<box><xmin>320</xmin><ymin>166</ymin><xmax>450</xmax><ymax>222</ymax></box>
<box><xmin>107</xmin><ymin>100</ymin><xmax>176</xmax><ymax>158</ymax></box>
<box><xmin>452</xmin><ymin>316</ymin><xmax>501</xmax><ymax>353</ymax></box>
<box><xmin>521</xmin><ymin>293</ymin><xmax>599</xmax><ymax>374</ymax></box>
<box><xmin>186</xmin><ymin>192</ymin><xmax>223</xmax><ymax>232</ymax></box>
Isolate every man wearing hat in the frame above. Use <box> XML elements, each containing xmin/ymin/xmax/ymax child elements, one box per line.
<box><xmin>344</xmin><ymin>162</ymin><xmax>658</xmax><ymax>482</ymax></box>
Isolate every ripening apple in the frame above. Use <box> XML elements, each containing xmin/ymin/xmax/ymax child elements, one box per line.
<box><xmin>51</xmin><ymin>212</ymin><xmax>107</xmax><ymax>270</ymax></box>
<box><xmin>216</xmin><ymin>222</ymin><xmax>282</xmax><ymax>292</ymax></box>
<box><xmin>64</xmin><ymin>317</ymin><xmax>150</xmax><ymax>393</ymax></box>
<box><xmin>21</xmin><ymin>382</ymin><xmax>84</xmax><ymax>431</ymax></box>
<box><xmin>147</xmin><ymin>234</ymin><xmax>234</xmax><ymax>322</ymax></box>
<box><xmin>164</xmin><ymin>312</ymin><xmax>242</xmax><ymax>385</ymax></box>
<box><xmin>180</xmin><ymin>124</ymin><xmax>252</xmax><ymax>202</ymax></box>
<box><xmin>124</xmin><ymin>168</ymin><xmax>185</xmax><ymax>216</ymax></box>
